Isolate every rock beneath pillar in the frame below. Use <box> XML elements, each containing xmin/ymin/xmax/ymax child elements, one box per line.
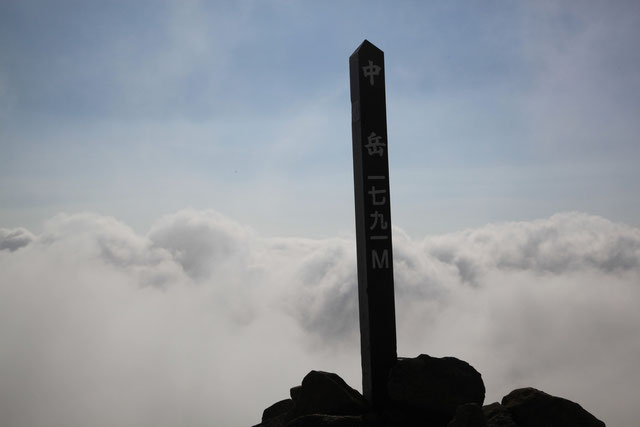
<box><xmin>285</xmin><ymin>414</ymin><xmax>366</xmax><ymax>427</ymax></box>
<box><xmin>260</xmin><ymin>399</ymin><xmax>294</xmax><ymax>427</ymax></box>
<box><xmin>254</xmin><ymin>357</ymin><xmax>607</xmax><ymax>427</ymax></box>
<box><xmin>501</xmin><ymin>387</ymin><xmax>605</xmax><ymax>427</ymax></box>
<box><xmin>289</xmin><ymin>370</ymin><xmax>370</xmax><ymax>419</ymax></box>
<box><xmin>388</xmin><ymin>354</ymin><xmax>485</xmax><ymax>426</ymax></box>
<box><xmin>446</xmin><ymin>403</ymin><xmax>487</xmax><ymax>427</ymax></box>
<box><xmin>482</xmin><ymin>402</ymin><xmax>517</xmax><ymax>427</ymax></box>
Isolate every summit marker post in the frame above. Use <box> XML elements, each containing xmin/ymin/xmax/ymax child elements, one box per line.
<box><xmin>349</xmin><ymin>40</ymin><xmax>397</xmax><ymax>411</ymax></box>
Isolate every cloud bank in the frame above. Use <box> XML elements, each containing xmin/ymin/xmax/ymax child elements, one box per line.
<box><xmin>1</xmin><ymin>210</ymin><xmax>638</xmax><ymax>426</ymax></box>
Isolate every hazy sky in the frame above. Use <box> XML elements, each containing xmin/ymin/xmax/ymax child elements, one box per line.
<box><xmin>2</xmin><ymin>0</ymin><xmax>639</xmax><ymax>237</ymax></box>
<box><xmin>1</xmin><ymin>1</ymin><xmax>639</xmax><ymax>426</ymax></box>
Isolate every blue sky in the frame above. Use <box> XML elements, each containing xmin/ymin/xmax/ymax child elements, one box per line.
<box><xmin>2</xmin><ymin>0</ymin><xmax>638</xmax><ymax>237</ymax></box>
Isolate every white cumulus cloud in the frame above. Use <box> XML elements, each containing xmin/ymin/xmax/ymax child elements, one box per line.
<box><xmin>0</xmin><ymin>210</ymin><xmax>638</xmax><ymax>426</ymax></box>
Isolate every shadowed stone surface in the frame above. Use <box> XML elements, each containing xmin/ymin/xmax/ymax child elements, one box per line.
<box><xmin>501</xmin><ymin>388</ymin><xmax>605</xmax><ymax>427</ymax></box>
<box><xmin>254</xmin><ymin>357</ymin><xmax>605</xmax><ymax>427</ymax></box>
<box><xmin>482</xmin><ymin>402</ymin><xmax>518</xmax><ymax>427</ymax></box>
<box><xmin>447</xmin><ymin>403</ymin><xmax>487</xmax><ymax>427</ymax></box>
<box><xmin>289</xmin><ymin>370</ymin><xmax>370</xmax><ymax>419</ymax></box>
<box><xmin>388</xmin><ymin>354</ymin><xmax>485</xmax><ymax>426</ymax></box>
<box><xmin>262</xmin><ymin>399</ymin><xmax>294</xmax><ymax>426</ymax></box>
<box><xmin>286</xmin><ymin>414</ymin><xmax>366</xmax><ymax>427</ymax></box>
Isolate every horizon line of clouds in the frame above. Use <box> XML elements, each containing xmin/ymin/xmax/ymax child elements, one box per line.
<box><xmin>2</xmin><ymin>209</ymin><xmax>639</xmax><ymax>296</ymax></box>
<box><xmin>3</xmin><ymin>208</ymin><xmax>640</xmax><ymax>273</ymax></box>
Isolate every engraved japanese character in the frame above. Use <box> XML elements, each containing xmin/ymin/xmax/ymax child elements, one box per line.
<box><xmin>362</xmin><ymin>60</ymin><xmax>381</xmax><ymax>86</ymax></box>
<box><xmin>365</xmin><ymin>132</ymin><xmax>386</xmax><ymax>156</ymax></box>
<box><xmin>368</xmin><ymin>187</ymin><xmax>386</xmax><ymax>205</ymax></box>
<box><xmin>369</xmin><ymin>211</ymin><xmax>388</xmax><ymax>231</ymax></box>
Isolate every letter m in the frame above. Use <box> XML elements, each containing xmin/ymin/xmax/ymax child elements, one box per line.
<box><xmin>371</xmin><ymin>249</ymin><xmax>389</xmax><ymax>269</ymax></box>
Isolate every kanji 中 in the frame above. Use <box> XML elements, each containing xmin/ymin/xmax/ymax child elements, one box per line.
<box><xmin>362</xmin><ymin>60</ymin><xmax>381</xmax><ymax>86</ymax></box>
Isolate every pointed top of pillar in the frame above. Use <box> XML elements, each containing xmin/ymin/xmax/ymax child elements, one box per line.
<box><xmin>350</xmin><ymin>39</ymin><xmax>384</xmax><ymax>59</ymax></box>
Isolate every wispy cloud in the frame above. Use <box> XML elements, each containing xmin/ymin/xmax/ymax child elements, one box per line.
<box><xmin>0</xmin><ymin>227</ymin><xmax>35</xmax><ymax>251</ymax></box>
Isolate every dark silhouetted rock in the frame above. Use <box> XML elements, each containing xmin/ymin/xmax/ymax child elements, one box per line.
<box><xmin>447</xmin><ymin>403</ymin><xmax>487</xmax><ymax>427</ymax></box>
<box><xmin>255</xmin><ymin>357</ymin><xmax>607</xmax><ymax>427</ymax></box>
<box><xmin>260</xmin><ymin>399</ymin><xmax>294</xmax><ymax>427</ymax></box>
<box><xmin>288</xmin><ymin>371</ymin><xmax>369</xmax><ymax>420</ymax></box>
<box><xmin>256</xmin><ymin>416</ymin><xmax>285</xmax><ymax>427</ymax></box>
<box><xmin>501</xmin><ymin>387</ymin><xmax>605</xmax><ymax>427</ymax></box>
<box><xmin>291</xmin><ymin>385</ymin><xmax>303</xmax><ymax>403</ymax></box>
<box><xmin>482</xmin><ymin>403</ymin><xmax>517</xmax><ymax>427</ymax></box>
<box><xmin>286</xmin><ymin>414</ymin><xmax>365</xmax><ymax>427</ymax></box>
<box><xmin>388</xmin><ymin>354</ymin><xmax>485</xmax><ymax>426</ymax></box>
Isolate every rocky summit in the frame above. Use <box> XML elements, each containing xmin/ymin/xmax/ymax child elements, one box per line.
<box><xmin>254</xmin><ymin>354</ymin><xmax>605</xmax><ymax>427</ymax></box>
